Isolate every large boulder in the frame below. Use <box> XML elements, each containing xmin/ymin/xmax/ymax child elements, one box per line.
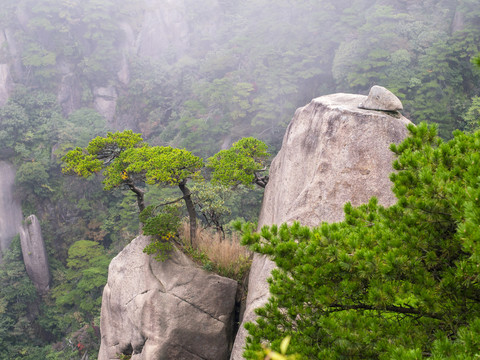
<box><xmin>18</xmin><ymin>215</ymin><xmax>51</xmax><ymax>295</ymax></box>
<box><xmin>230</xmin><ymin>91</ymin><xmax>412</xmax><ymax>359</ymax></box>
<box><xmin>99</xmin><ymin>235</ymin><xmax>238</xmax><ymax>360</ymax></box>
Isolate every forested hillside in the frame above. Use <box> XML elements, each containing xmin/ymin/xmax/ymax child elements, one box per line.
<box><xmin>0</xmin><ymin>0</ymin><xmax>479</xmax><ymax>359</ymax></box>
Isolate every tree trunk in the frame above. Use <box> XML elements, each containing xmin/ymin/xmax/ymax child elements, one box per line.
<box><xmin>179</xmin><ymin>181</ymin><xmax>196</xmax><ymax>246</ymax></box>
<box><xmin>127</xmin><ymin>181</ymin><xmax>145</xmax><ymax>213</ymax></box>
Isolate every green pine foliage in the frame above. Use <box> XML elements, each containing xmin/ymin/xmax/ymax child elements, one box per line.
<box><xmin>241</xmin><ymin>123</ymin><xmax>480</xmax><ymax>359</ymax></box>
<box><xmin>208</xmin><ymin>137</ymin><xmax>270</xmax><ymax>188</ymax></box>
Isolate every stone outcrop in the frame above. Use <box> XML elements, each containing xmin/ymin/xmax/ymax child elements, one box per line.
<box><xmin>99</xmin><ymin>235</ymin><xmax>238</xmax><ymax>360</ymax></box>
<box><xmin>57</xmin><ymin>60</ymin><xmax>82</xmax><ymax>117</ymax></box>
<box><xmin>0</xmin><ymin>63</ymin><xmax>12</xmax><ymax>107</ymax></box>
<box><xmin>0</xmin><ymin>161</ymin><xmax>23</xmax><ymax>262</ymax></box>
<box><xmin>18</xmin><ymin>215</ymin><xmax>51</xmax><ymax>295</ymax></box>
<box><xmin>93</xmin><ymin>86</ymin><xmax>118</xmax><ymax>125</ymax></box>
<box><xmin>230</xmin><ymin>91</ymin><xmax>412</xmax><ymax>359</ymax></box>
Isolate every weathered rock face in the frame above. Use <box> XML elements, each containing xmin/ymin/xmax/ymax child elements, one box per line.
<box><xmin>18</xmin><ymin>215</ymin><xmax>50</xmax><ymax>295</ymax></box>
<box><xmin>260</xmin><ymin>93</ymin><xmax>410</xmax><ymax>226</ymax></box>
<box><xmin>0</xmin><ymin>32</ymin><xmax>13</xmax><ymax>106</ymax></box>
<box><xmin>99</xmin><ymin>235</ymin><xmax>238</xmax><ymax>360</ymax></box>
<box><xmin>230</xmin><ymin>92</ymin><xmax>412</xmax><ymax>359</ymax></box>
<box><xmin>0</xmin><ymin>63</ymin><xmax>12</xmax><ymax>107</ymax></box>
<box><xmin>93</xmin><ymin>86</ymin><xmax>118</xmax><ymax>125</ymax></box>
<box><xmin>56</xmin><ymin>60</ymin><xmax>82</xmax><ymax>117</ymax></box>
<box><xmin>136</xmin><ymin>0</ymin><xmax>190</xmax><ymax>59</ymax></box>
<box><xmin>0</xmin><ymin>161</ymin><xmax>23</xmax><ymax>262</ymax></box>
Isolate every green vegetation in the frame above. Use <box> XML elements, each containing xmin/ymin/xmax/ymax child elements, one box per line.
<box><xmin>254</xmin><ymin>336</ymin><xmax>300</xmax><ymax>360</ymax></box>
<box><xmin>241</xmin><ymin>123</ymin><xmax>480</xmax><ymax>359</ymax></box>
<box><xmin>0</xmin><ymin>237</ymin><xmax>39</xmax><ymax>357</ymax></box>
<box><xmin>61</xmin><ymin>130</ymin><xmax>148</xmax><ymax>211</ymax></box>
<box><xmin>208</xmin><ymin>137</ymin><xmax>271</xmax><ymax>189</ymax></box>
<box><xmin>51</xmin><ymin>240</ymin><xmax>110</xmax><ymax>319</ymax></box>
<box><xmin>62</xmin><ymin>130</ymin><xmax>205</xmax><ymax>241</ymax></box>
<box><xmin>62</xmin><ymin>128</ymin><xmax>270</xmax><ymax>244</ymax></box>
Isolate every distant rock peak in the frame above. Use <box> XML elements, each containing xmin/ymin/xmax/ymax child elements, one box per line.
<box><xmin>19</xmin><ymin>215</ymin><xmax>51</xmax><ymax>295</ymax></box>
<box><xmin>0</xmin><ymin>161</ymin><xmax>23</xmax><ymax>261</ymax></box>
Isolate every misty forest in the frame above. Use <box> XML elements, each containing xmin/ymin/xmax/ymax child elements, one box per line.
<box><xmin>0</xmin><ymin>0</ymin><xmax>479</xmax><ymax>359</ymax></box>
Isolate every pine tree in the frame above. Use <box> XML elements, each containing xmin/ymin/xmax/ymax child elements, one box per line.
<box><xmin>241</xmin><ymin>123</ymin><xmax>480</xmax><ymax>359</ymax></box>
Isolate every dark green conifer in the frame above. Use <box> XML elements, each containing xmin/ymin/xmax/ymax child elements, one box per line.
<box><xmin>242</xmin><ymin>123</ymin><xmax>480</xmax><ymax>359</ymax></box>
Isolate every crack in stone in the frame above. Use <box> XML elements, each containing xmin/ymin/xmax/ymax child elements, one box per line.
<box><xmin>169</xmin><ymin>292</ymin><xmax>224</xmax><ymax>324</ymax></box>
<box><xmin>170</xmin><ymin>342</ymin><xmax>208</xmax><ymax>360</ymax></box>
<box><xmin>125</xmin><ymin>289</ymin><xmax>152</xmax><ymax>307</ymax></box>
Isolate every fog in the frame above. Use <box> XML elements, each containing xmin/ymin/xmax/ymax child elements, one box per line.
<box><xmin>0</xmin><ymin>0</ymin><xmax>478</xmax><ymax>358</ymax></box>
<box><xmin>0</xmin><ymin>0</ymin><xmax>477</xmax><ymax>156</ymax></box>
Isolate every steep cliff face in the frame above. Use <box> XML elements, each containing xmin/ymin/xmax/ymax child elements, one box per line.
<box><xmin>136</xmin><ymin>0</ymin><xmax>190</xmax><ymax>59</ymax></box>
<box><xmin>18</xmin><ymin>215</ymin><xmax>50</xmax><ymax>295</ymax></box>
<box><xmin>0</xmin><ymin>161</ymin><xmax>23</xmax><ymax>261</ymax></box>
<box><xmin>99</xmin><ymin>235</ymin><xmax>237</xmax><ymax>360</ymax></box>
<box><xmin>231</xmin><ymin>92</ymin><xmax>412</xmax><ymax>359</ymax></box>
<box><xmin>0</xmin><ymin>32</ymin><xmax>14</xmax><ymax>106</ymax></box>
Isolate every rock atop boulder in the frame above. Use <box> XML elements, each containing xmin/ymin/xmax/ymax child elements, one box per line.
<box><xmin>99</xmin><ymin>235</ymin><xmax>238</xmax><ymax>360</ymax></box>
<box><xmin>358</xmin><ymin>85</ymin><xmax>403</xmax><ymax>112</ymax></box>
<box><xmin>230</xmin><ymin>92</ymin><xmax>411</xmax><ymax>359</ymax></box>
<box><xmin>19</xmin><ymin>215</ymin><xmax>51</xmax><ymax>295</ymax></box>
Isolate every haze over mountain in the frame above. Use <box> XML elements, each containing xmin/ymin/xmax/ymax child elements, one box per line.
<box><xmin>0</xmin><ymin>0</ymin><xmax>478</xmax><ymax>358</ymax></box>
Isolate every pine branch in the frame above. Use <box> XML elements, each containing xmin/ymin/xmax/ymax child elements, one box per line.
<box><xmin>328</xmin><ymin>302</ymin><xmax>443</xmax><ymax>320</ymax></box>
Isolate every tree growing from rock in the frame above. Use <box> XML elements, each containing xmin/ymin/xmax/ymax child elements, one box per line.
<box><xmin>207</xmin><ymin>137</ymin><xmax>270</xmax><ymax>188</ymax></box>
<box><xmin>120</xmin><ymin>145</ymin><xmax>203</xmax><ymax>243</ymax></box>
<box><xmin>61</xmin><ymin>130</ymin><xmax>204</xmax><ymax>241</ymax></box>
<box><xmin>63</xmin><ymin>130</ymin><xmax>271</xmax><ymax>247</ymax></box>
<box><xmin>241</xmin><ymin>123</ymin><xmax>480</xmax><ymax>359</ymax></box>
<box><xmin>61</xmin><ymin>130</ymin><xmax>147</xmax><ymax>211</ymax></box>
